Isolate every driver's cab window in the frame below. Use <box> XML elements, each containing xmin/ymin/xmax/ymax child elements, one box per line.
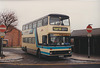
<box><xmin>42</xmin><ymin>35</ymin><xmax>47</xmax><ymax>45</ymax></box>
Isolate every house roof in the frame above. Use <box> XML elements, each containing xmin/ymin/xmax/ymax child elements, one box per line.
<box><xmin>7</xmin><ymin>25</ymin><xmax>22</xmax><ymax>33</ymax></box>
<box><xmin>71</xmin><ymin>28</ymin><xmax>100</xmax><ymax>37</ymax></box>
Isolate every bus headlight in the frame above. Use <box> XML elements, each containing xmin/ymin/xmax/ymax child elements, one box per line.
<box><xmin>68</xmin><ymin>51</ymin><xmax>71</xmax><ymax>54</ymax></box>
<box><xmin>50</xmin><ymin>51</ymin><xmax>52</xmax><ymax>55</ymax></box>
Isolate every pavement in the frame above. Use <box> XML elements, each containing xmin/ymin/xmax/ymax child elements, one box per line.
<box><xmin>0</xmin><ymin>50</ymin><xmax>100</xmax><ymax>63</ymax></box>
<box><xmin>0</xmin><ymin>51</ymin><xmax>23</xmax><ymax>63</ymax></box>
<box><xmin>67</xmin><ymin>53</ymin><xmax>100</xmax><ymax>62</ymax></box>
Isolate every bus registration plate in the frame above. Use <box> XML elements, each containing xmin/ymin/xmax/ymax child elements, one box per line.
<box><xmin>59</xmin><ymin>55</ymin><xmax>64</xmax><ymax>57</ymax></box>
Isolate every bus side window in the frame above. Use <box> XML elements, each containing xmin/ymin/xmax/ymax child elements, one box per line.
<box><xmin>23</xmin><ymin>38</ymin><xmax>26</xmax><ymax>42</ymax></box>
<box><xmin>43</xmin><ymin>17</ymin><xmax>48</xmax><ymax>26</ymax></box>
<box><xmin>27</xmin><ymin>38</ymin><xmax>29</xmax><ymax>43</ymax></box>
<box><xmin>26</xmin><ymin>24</ymin><xmax>29</xmax><ymax>30</ymax></box>
<box><xmin>31</xmin><ymin>37</ymin><xmax>35</xmax><ymax>44</ymax></box>
<box><xmin>29</xmin><ymin>37</ymin><xmax>31</xmax><ymax>43</ymax></box>
<box><xmin>29</xmin><ymin>23</ymin><xmax>32</xmax><ymax>29</ymax></box>
<box><xmin>22</xmin><ymin>25</ymin><xmax>26</xmax><ymax>30</ymax></box>
<box><xmin>42</xmin><ymin>35</ymin><xmax>47</xmax><ymax>45</ymax></box>
<box><xmin>33</xmin><ymin>22</ymin><xmax>36</xmax><ymax>28</ymax></box>
<box><xmin>25</xmin><ymin>38</ymin><xmax>27</xmax><ymax>43</ymax></box>
<box><xmin>37</xmin><ymin>20</ymin><xmax>42</xmax><ymax>27</ymax></box>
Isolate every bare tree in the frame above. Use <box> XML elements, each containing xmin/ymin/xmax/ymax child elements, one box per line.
<box><xmin>0</xmin><ymin>10</ymin><xmax>18</xmax><ymax>33</ymax></box>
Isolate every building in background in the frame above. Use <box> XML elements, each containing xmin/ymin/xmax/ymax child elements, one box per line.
<box><xmin>4</xmin><ymin>26</ymin><xmax>22</xmax><ymax>47</ymax></box>
<box><xmin>71</xmin><ymin>28</ymin><xmax>100</xmax><ymax>55</ymax></box>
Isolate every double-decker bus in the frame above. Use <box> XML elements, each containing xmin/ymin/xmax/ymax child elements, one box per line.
<box><xmin>22</xmin><ymin>14</ymin><xmax>72</xmax><ymax>58</ymax></box>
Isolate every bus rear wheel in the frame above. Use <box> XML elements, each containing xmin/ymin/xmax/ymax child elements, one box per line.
<box><xmin>25</xmin><ymin>46</ymin><xmax>27</xmax><ymax>52</ymax></box>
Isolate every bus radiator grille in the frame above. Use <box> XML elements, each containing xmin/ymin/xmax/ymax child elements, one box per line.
<box><xmin>51</xmin><ymin>51</ymin><xmax>69</xmax><ymax>55</ymax></box>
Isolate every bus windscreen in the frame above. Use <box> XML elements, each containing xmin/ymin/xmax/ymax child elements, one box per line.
<box><xmin>50</xmin><ymin>16</ymin><xmax>70</xmax><ymax>26</ymax></box>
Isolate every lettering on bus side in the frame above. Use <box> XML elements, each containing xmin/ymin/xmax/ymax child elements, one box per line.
<box><xmin>53</xmin><ymin>27</ymin><xmax>68</xmax><ymax>31</ymax></box>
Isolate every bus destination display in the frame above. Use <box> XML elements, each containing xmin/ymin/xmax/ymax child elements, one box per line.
<box><xmin>53</xmin><ymin>27</ymin><xmax>68</xmax><ymax>31</ymax></box>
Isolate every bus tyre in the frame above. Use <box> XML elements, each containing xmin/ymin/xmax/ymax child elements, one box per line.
<box><xmin>25</xmin><ymin>46</ymin><xmax>27</xmax><ymax>52</ymax></box>
<box><xmin>37</xmin><ymin>50</ymin><xmax>41</xmax><ymax>58</ymax></box>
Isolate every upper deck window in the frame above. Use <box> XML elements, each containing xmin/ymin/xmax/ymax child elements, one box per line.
<box><xmin>62</xmin><ymin>19</ymin><xmax>69</xmax><ymax>26</ymax></box>
<box><xmin>37</xmin><ymin>20</ymin><xmax>42</xmax><ymax>27</ymax></box>
<box><xmin>50</xmin><ymin>16</ymin><xmax>70</xmax><ymax>26</ymax></box>
<box><xmin>43</xmin><ymin>17</ymin><xmax>48</xmax><ymax>26</ymax></box>
<box><xmin>22</xmin><ymin>25</ymin><xmax>26</xmax><ymax>30</ymax></box>
<box><xmin>26</xmin><ymin>24</ymin><xmax>29</xmax><ymax>30</ymax></box>
<box><xmin>33</xmin><ymin>22</ymin><xmax>36</xmax><ymax>28</ymax></box>
<box><xmin>29</xmin><ymin>23</ymin><xmax>32</xmax><ymax>29</ymax></box>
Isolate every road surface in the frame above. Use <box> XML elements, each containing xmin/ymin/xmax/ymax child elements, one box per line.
<box><xmin>0</xmin><ymin>48</ymin><xmax>99</xmax><ymax>68</ymax></box>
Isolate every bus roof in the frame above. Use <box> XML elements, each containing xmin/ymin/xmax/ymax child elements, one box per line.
<box><xmin>48</xmin><ymin>14</ymin><xmax>69</xmax><ymax>18</ymax></box>
<box><xmin>23</xmin><ymin>14</ymin><xmax>69</xmax><ymax>26</ymax></box>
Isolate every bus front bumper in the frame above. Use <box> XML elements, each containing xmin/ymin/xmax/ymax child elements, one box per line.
<box><xmin>41</xmin><ymin>50</ymin><xmax>72</xmax><ymax>57</ymax></box>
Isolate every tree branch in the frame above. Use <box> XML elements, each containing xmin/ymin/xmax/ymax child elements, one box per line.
<box><xmin>0</xmin><ymin>10</ymin><xmax>18</xmax><ymax>33</ymax></box>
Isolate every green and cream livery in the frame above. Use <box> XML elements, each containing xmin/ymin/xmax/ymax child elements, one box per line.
<box><xmin>22</xmin><ymin>14</ymin><xmax>72</xmax><ymax>58</ymax></box>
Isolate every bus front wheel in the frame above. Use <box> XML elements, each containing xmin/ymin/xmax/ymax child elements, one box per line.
<box><xmin>37</xmin><ymin>50</ymin><xmax>41</xmax><ymax>58</ymax></box>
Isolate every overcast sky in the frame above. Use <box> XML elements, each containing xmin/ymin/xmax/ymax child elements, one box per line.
<box><xmin>0</xmin><ymin>0</ymin><xmax>100</xmax><ymax>31</ymax></box>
